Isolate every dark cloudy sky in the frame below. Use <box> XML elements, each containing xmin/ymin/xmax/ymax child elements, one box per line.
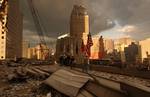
<box><xmin>20</xmin><ymin>0</ymin><xmax>150</xmax><ymax>47</ymax></box>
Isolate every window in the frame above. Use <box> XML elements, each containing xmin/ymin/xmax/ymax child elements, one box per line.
<box><xmin>1</xmin><ymin>56</ymin><xmax>3</xmax><ymax>59</ymax></box>
<box><xmin>1</xmin><ymin>36</ymin><xmax>4</xmax><ymax>39</ymax></box>
<box><xmin>2</xmin><ymin>31</ymin><xmax>4</xmax><ymax>34</ymax></box>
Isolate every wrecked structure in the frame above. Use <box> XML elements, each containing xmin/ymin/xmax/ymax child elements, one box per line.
<box><xmin>0</xmin><ymin>0</ymin><xmax>23</xmax><ymax>60</ymax></box>
<box><xmin>44</xmin><ymin>69</ymin><xmax>150</xmax><ymax>97</ymax></box>
<box><xmin>0</xmin><ymin>60</ymin><xmax>150</xmax><ymax>97</ymax></box>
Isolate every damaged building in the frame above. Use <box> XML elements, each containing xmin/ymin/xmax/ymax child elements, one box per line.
<box><xmin>0</xmin><ymin>0</ymin><xmax>23</xmax><ymax>60</ymax></box>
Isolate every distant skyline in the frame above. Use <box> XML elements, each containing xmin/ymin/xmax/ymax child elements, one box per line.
<box><xmin>20</xmin><ymin>0</ymin><xmax>150</xmax><ymax>46</ymax></box>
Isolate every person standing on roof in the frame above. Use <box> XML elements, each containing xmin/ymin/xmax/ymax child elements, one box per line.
<box><xmin>83</xmin><ymin>54</ymin><xmax>90</xmax><ymax>73</ymax></box>
<box><xmin>70</xmin><ymin>55</ymin><xmax>75</xmax><ymax>69</ymax></box>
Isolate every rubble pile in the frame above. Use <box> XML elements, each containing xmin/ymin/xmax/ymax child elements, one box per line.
<box><xmin>90</xmin><ymin>71</ymin><xmax>150</xmax><ymax>87</ymax></box>
<box><xmin>0</xmin><ymin>61</ymin><xmax>53</xmax><ymax>97</ymax></box>
<box><xmin>1</xmin><ymin>60</ymin><xmax>150</xmax><ymax>97</ymax></box>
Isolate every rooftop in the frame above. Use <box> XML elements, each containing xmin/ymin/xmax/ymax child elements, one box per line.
<box><xmin>71</xmin><ymin>5</ymin><xmax>88</xmax><ymax>16</ymax></box>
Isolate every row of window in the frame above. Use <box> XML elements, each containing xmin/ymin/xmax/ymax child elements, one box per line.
<box><xmin>0</xmin><ymin>32</ymin><xmax>5</xmax><ymax>59</ymax></box>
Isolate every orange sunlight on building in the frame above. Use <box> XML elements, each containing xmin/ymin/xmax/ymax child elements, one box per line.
<box><xmin>90</xmin><ymin>37</ymin><xmax>99</xmax><ymax>59</ymax></box>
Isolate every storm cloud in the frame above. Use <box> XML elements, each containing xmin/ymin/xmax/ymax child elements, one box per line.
<box><xmin>20</xmin><ymin>0</ymin><xmax>150</xmax><ymax>45</ymax></box>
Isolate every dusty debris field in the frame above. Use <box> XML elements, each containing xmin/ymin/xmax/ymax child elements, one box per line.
<box><xmin>0</xmin><ymin>62</ymin><xmax>53</xmax><ymax>97</ymax></box>
<box><xmin>0</xmin><ymin>61</ymin><xmax>150</xmax><ymax>97</ymax></box>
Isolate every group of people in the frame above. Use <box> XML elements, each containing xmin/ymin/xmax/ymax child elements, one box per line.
<box><xmin>59</xmin><ymin>54</ymin><xmax>75</xmax><ymax>66</ymax></box>
<box><xmin>59</xmin><ymin>54</ymin><xmax>90</xmax><ymax>73</ymax></box>
<box><xmin>82</xmin><ymin>55</ymin><xmax>90</xmax><ymax>73</ymax></box>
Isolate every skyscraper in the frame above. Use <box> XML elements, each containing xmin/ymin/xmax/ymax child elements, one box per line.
<box><xmin>0</xmin><ymin>0</ymin><xmax>23</xmax><ymax>60</ymax></box>
<box><xmin>22</xmin><ymin>41</ymin><xmax>29</xmax><ymax>58</ymax></box>
<box><xmin>70</xmin><ymin>5</ymin><xmax>89</xmax><ymax>63</ymax></box>
<box><xmin>124</xmin><ymin>42</ymin><xmax>139</xmax><ymax>64</ymax></box>
<box><xmin>56</xmin><ymin>5</ymin><xmax>90</xmax><ymax>64</ymax></box>
<box><xmin>114</xmin><ymin>37</ymin><xmax>135</xmax><ymax>62</ymax></box>
<box><xmin>99</xmin><ymin>36</ymin><xmax>105</xmax><ymax>59</ymax></box>
<box><xmin>104</xmin><ymin>39</ymin><xmax>114</xmax><ymax>53</ymax></box>
<box><xmin>70</xmin><ymin>5</ymin><xmax>89</xmax><ymax>43</ymax></box>
<box><xmin>139</xmin><ymin>38</ymin><xmax>150</xmax><ymax>61</ymax></box>
<box><xmin>90</xmin><ymin>36</ymin><xmax>100</xmax><ymax>59</ymax></box>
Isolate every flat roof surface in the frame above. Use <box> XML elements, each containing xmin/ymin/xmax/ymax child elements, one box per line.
<box><xmin>44</xmin><ymin>69</ymin><xmax>92</xmax><ymax>97</ymax></box>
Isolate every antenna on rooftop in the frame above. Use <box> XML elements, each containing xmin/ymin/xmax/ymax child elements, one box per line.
<box><xmin>74</xmin><ymin>0</ymin><xmax>86</xmax><ymax>7</ymax></box>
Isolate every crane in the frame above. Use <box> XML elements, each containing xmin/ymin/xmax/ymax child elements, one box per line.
<box><xmin>27</xmin><ymin>0</ymin><xmax>46</xmax><ymax>44</ymax></box>
<box><xmin>27</xmin><ymin>0</ymin><xmax>49</xmax><ymax>60</ymax></box>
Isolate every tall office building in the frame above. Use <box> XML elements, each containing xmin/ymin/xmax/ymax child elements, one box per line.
<box><xmin>28</xmin><ymin>47</ymin><xmax>36</xmax><ymax>59</ymax></box>
<box><xmin>99</xmin><ymin>36</ymin><xmax>105</xmax><ymax>59</ymax></box>
<box><xmin>114</xmin><ymin>37</ymin><xmax>135</xmax><ymax>62</ymax></box>
<box><xmin>70</xmin><ymin>5</ymin><xmax>89</xmax><ymax>44</ymax></box>
<box><xmin>28</xmin><ymin>44</ymin><xmax>51</xmax><ymax>60</ymax></box>
<box><xmin>70</xmin><ymin>5</ymin><xmax>89</xmax><ymax>63</ymax></box>
<box><xmin>139</xmin><ymin>38</ymin><xmax>150</xmax><ymax>61</ymax></box>
<box><xmin>56</xmin><ymin>5</ymin><xmax>90</xmax><ymax>64</ymax></box>
<box><xmin>22</xmin><ymin>41</ymin><xmax>29</xmax><ymax>58</ymax></box>
<box><xmin>90</xmin><ymin>36</ymin><xmax>105</xmax><ymax>60</ymax></box>
<box><xmin>124</xmin><ymin>42</ymin><xmax>139</xmax><ymax>64</ymax></box>
<box><xmin>55</xmin><ymin>33</ymin><xmax>70</xmax><ymax>59</ymax></box>
<box><xmin>90</xmin><ymin>36</ymin><xmax>99</xmax><ymax>59</ymax></box>
<box><xmin>104</xmin><ymin>39</ymin><xmax>114</xmax><ymax>53</ymax></box>
<box><xmin>0</xmin><ymin>0</ymin><xmax>23</xmax><ymax>60</ymax></box>
<box><xmin>35</xmin><ymin>44</ymin><xmax>50</xmax><ymax>60</ymax></box>
<box><xmin>115</xmin><ymin>37</ymin><xmax>135</xmax><ymax>46</ymax></box>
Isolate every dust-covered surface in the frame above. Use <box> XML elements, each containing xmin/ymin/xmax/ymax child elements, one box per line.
<box><xmin>0</xmin><ymin>60</ymin><xmax>150</xmax><ymax>97</ymax></box>
<box><xmin>0</xmin><ymin>61</ymin><xmax>53</xmax><ymax>97</ymax></box>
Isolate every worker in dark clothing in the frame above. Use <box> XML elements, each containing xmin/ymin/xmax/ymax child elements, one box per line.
<box><xmin>59</xmin><ymin>54</ymin><xmax>67</xmax><ymax>66</ymax></box>
<box><xmin>70</xmin><ymin>56</ymin><xmax>75</xmax><ymax>69</ymax></box>
<box><xmin>83</xmin><ymin>55</ymin><xmax>90</xmax><ymax>73</ymax></box>
<box><xmin>66</xmin><ymin>55</ymin><xmax>71</xmax><ymax>66</ymax></box>
<box><xmin>63</xmin><ymin>54</ymin><xmax>67</xmax><ymax>66</ymax></box>
<box><xmin>59</xmin><ymin>55</ymin><xmax>64</xmax><ymax>66</ymax></box>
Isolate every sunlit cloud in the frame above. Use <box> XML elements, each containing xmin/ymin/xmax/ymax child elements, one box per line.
<box><xmin>117</xmin><ymin>25</ymin><xmax>137</xmax><ymax>33</ymax></box>
<box><xmin>20</xmin><ymin>0</ymin><xmax>150</xmax><ymax>42</ymax></box>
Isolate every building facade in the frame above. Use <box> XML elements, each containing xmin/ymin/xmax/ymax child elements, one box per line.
<box><xmin>28</xmin><ymin>44</ymin><xmax>50</xmax><ymax>60</ymax></box>
<box><xmin>114</xmin><ymin>37</ymin><xmax>135</xmax><ymax>62</ymax></box>
<box><xmin>90</xmin><ymin>36</ymin><xmax>105</xmax><ymax>60</ymax></box>
<box><xmin>139</xmin><ymin>38</ymin><xmax>150</xmax><ymax>62</ymax></box>
<box><xmin>55</xmin><ymin>33</ymin><xmax>71</xmax><ymax>59</ymax></box>
<box><xmin>56</xmin><ymin>5</ymin><xmax>90</xmax><ymax>64</ymax></box>
<box><xmin>90</xmin><ymin>36</ymin><xmax>99</xmax><ymax>59</ymax></box>
<box><xmin>28</xmin><ymin>47</ymin><xmax>36</xmax><ymax>59</ymax></box>
<box><xmin>104</xmin><ymin>39</ymin><xmax>114</xmax><ymax>53</ymax></box>
<box><xmin>99</xmin><ymin>36</ymin><xmax>105</xmax><ymax>59</ymax></box>
<box><xmin>0</xmin><ymin>0</ymin><xmax>23</xmax><ymax>60</ymax></box>
<box><xmin>124</xmin><ymin>42</ymin><xmax>139</xmax><ymax>64</ymax></box>
<box><xmin>22</xmin><ymin>41</ymin><xmax>29</xmax><ymax>58</ymax></box>
<box><xmin>70</xmin><ymin>5</ymin><xmax>89</xmax><ymax>64</ymax></box>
